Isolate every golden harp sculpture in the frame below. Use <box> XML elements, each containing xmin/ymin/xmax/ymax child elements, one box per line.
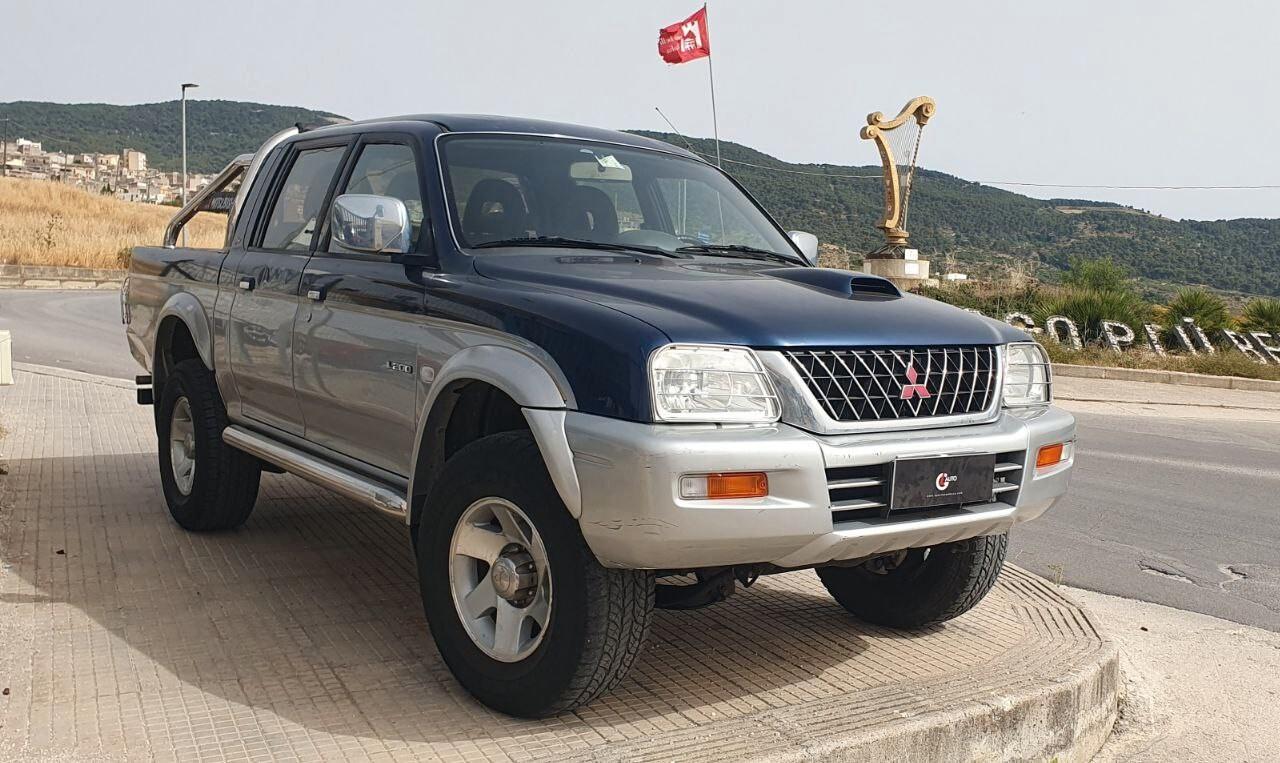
<box><xmin>860</xmin><ymin>96</ymin><xmax>936</xmax><ymax>257</ymax></box>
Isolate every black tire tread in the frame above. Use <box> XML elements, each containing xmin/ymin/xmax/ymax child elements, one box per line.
<box><xmin>159</xmin><ymin>359</ymin><xmax>260</xmax><ymax>531</ymax></box>
<box><xmin>419</xmin><ymin>431</ymin><xmax>653</xmax><ymax>717</ymax></box>
<box><xmin>818</xmin><ymin>533</ymin><xmax>1007</xmax><ymax>628</ymax></box>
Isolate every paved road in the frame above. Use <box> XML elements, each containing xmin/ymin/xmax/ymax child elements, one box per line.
<box><xmin>1010</xmin><ymin>410</ymin><xmax>1280</xmax><ymax>632</ymax></box>
<box><xmin>3</xmin><ymin>289</ymin><xmax>1278</xmax><ymax>630</ymax></box>
<box><xmin>0</xmin><ymin>289</ymin><xmax>135</xmax><ymax>379</ymax></box>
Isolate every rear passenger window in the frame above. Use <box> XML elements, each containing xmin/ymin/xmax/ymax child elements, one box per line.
<box><xmin>259</xmin><ymin>146</ymin><xmax>345</xmax><ymax>251</ymax></box>
<box><xmin>334</xmin><ymin>143</ymin><xmax>424</xmax><ymax>250</ymax></box>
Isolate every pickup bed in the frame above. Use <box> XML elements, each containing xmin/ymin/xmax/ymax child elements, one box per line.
<box><xmin>124</xmin><ymin>114</ymin><xmax>1075</xmax><ymax>718</ymax></box>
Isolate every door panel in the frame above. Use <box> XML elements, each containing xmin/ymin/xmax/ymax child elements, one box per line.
<box><xmin>294</xmin><ymin>258</ymin><xmax>425</xmax><ymax>475</ymax></box>
<box><xmin>226</xmin><ymin>252</ymin><xmax>310</xmax><ymax>433</ymax></box>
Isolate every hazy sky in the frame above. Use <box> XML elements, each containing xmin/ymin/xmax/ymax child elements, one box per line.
<box><xmin>4</xmin><ymin>0</ymin><xmax>1278</xmax><ymax>221</ymax></box>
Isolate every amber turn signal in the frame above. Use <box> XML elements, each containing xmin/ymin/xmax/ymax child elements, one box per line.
<box><xmin>1036</xmin><ymin>443</ymin><xmax>1065</xmax><ymax>469</ymax></box>
<box><xmin>680</xmin><ymin>472</ymin><xmax>769</xmax><ymax>500</ymax></box>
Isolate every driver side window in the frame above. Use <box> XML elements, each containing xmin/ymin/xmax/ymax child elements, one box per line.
<box><xmin>258</xmin><ymin>146</ymin><xmax>345</xmax><ymax>251</ymax></box>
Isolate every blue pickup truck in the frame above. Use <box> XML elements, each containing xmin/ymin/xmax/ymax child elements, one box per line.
<box><xmin>123</xmin><ymin>114</ymin><xmax>1075</xmax><ymax>717</ymax></box>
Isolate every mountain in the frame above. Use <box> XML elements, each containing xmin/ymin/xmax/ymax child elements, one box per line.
<box><xmin>629</xmin><ymin>131</ymin><xmax>1280</xmax><ymax>298</ymax></box>
<box><xmin>0</xmin><ymin>100</ymin><xmax>345</xmax><ymax>174</ymax></box>
<box><xmin>2</xmin><ymin>100</ymin><xmax>1276</xmax><ymax>296</ymax></box>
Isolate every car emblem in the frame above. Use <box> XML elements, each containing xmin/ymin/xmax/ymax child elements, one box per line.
<box><xmin>900</xmin><ymin>363</ymin><xmax>931</xmax><ymax>400</ymax></box>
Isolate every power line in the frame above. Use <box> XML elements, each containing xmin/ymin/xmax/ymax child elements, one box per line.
<box><xmin>979</xmin><ymin>180</ymin><xmax>1280</xmax><ymax>191</ymax></box>
<box><xmin>653</xmin><ymin>118</ymin><xmax>1280</xmax><ymax>189</ymax></box>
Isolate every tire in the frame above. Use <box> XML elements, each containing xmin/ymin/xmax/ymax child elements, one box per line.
<box><xmin>817</xmin><ymin>533</ymin><xmax>1007</xmax><ymax>628</ymax></box>
<box><xmin>417</xmin><ymin>431</ymin><xmax>654</xmax><ymax>718</ymax></box>
<box><xmin>157</xmin><ymin>358</ymin><xmax>261</xmax><ymax>531</ymax></box>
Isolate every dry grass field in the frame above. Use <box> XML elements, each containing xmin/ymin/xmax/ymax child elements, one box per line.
<box><xmin>0</xmin><ymin>177</ymin><xmax>225</xmax><ymax>269</ymax></box>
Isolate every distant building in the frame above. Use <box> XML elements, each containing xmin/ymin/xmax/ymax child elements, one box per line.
<box><xmin>122</xmin><ymin>149</ymin><xmax>147</xmax><ymax>173</ymax></box>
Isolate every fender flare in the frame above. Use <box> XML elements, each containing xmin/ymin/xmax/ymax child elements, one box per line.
<box><xmin>156</xmin><ymin>292</ymin><xmax>214</xmax><ymax>370</ymax></box>
<box><xmin>407</xmin><ymin>345</ymin><xmax>582</xmax><ymax>523</ymax></box>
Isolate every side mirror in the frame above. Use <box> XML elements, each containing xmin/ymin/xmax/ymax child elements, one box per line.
<box><xmin>331</xmin><ymin>194</ymin><xmax>412</xmax><ymax>255</ymax></box>
<box><xmin>788</xmin><ymin>230</ymin><xmax>819</xmax><ymax>265</ymax></box>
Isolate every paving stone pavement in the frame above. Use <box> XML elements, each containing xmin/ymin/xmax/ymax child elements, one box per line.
<box><xmin>0</xmin><ymin>367</ymin><xmax>1117</xmax><ymax>762</ymax></box>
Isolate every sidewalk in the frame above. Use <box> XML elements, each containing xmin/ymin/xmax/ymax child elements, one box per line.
<box><xmin>0</xmin><ymin>366</ymin><xmax>1117</xmax><ymax>762</ymax></box>
<box><xmin>1073</xmin><ymin>587</ymin><xmax>1280</xmax><ymax>762</ymax></box>
<box><xmin>1054</xmin><ymin>375</ymin><xmax>1280</xmax><ymax>422</ymax></box>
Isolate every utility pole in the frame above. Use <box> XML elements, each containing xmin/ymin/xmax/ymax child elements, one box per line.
<box><xmin>1</xmin><ymin>118</ymin><xmax>11</xmax><ymax>178</ymax></box>
<box><xmin>180</xmin><ymin>83</ymin><xmax>198</xmax><ymax>246</ymax></box>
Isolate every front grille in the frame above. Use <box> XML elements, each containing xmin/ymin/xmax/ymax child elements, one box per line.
<box><xmin>827</xmin><ymin>450</ymin><xmax>1024</xmax><ymax>525</ymax></box>
<box><xmin>786</xmin><ymin>346</ymin><xmax>998</xmax><ymax>422</ymax></box>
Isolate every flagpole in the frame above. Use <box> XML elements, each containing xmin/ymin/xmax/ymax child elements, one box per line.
<box><xmin>704</xmin><ymin>3</ymin><xmax>721</xmax><ymax>168</ymax></box>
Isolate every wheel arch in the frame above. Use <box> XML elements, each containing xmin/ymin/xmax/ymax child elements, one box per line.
<box><xmin>152</xmin><ymin>293</ymin><xmax>214</xmax><ymax>391</ymax></box>
<box><xmin>408</xmin><ymin>345</ymin><xmax>582</xmax><ymax>527</ymax></box>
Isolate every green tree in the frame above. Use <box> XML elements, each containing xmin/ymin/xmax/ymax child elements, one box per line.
<box><xmin>1163</xmin><ymin>287</ymin><xmax>1230</xmax><ymax>335</ymax></box>
<box><xmin>1062</xmin><ymin>257</ymin><xmax>1131</xmax><ymax>293</ymax></box>
<box><xmin>1240</xmin><ymin>298</ymin><xmax>1280</xmax><ymax>334</ymax></box>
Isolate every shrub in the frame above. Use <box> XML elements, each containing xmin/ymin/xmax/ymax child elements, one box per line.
<box><xmin>1063</xmin><ymin>257</ymin><xmax>1131</xmax><ymax>293</ymax></box>
<box><xmin>1033</xmin><ymin>288</ymin><xmax>1151</xmax><ymax>344</ymax></box>
<box><xmin>1162</xmin><ymin>287</ymin><xmax>1230</xmax><ymax>334</ymax></box>
<box><xmin>1240</xmin><ymin>298</ymin><xmax>1280</xmax><ymax>334</ymax></box>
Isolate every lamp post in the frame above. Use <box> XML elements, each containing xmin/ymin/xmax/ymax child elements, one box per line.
<box><xmin>180</xmin><ymin>83</ymin><xmax>198</xmax><ymax>245</ymax></box>
<box><xmin>0</xmin><ymin>118</ymin><xmax>12</xmax><ymax>178</ymax></box>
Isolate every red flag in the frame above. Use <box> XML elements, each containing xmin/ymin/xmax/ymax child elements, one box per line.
<box><xmin>658</xmin><ymin>7</ymin><xmax>711</xmax><ymax>64</ymax></box>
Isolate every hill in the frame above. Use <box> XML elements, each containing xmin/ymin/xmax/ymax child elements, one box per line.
<box><xmin>629</xmin><ymin>131</ymin><xmax>1280</xmax><ymax>298</ymax></box>
<box><xmin>2</xmin><ymin>100</ymin><xmax>1276</xmax><ymax>296</ymax></box>
<box><xmin>0</xmin><ymin>100</ymin><xmax>345</xmax><ymax>174</ymax></box>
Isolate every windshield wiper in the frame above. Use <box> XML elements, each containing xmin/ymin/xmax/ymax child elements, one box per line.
<box><xmin>471</xmin><ymin>235</ymin><xmax>689</xmax><ymax>258</ymax></box>
<box><xmin>675</xmin><ymin>244</ymin><xmax>801</xmax><ymax>265</ymax></box>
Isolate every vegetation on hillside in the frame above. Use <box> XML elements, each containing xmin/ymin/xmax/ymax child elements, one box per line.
<box><xmin>0</xmin><ymin>100</ymin><xmax>345</xmax><ymax>174</ymax></box>
<box><xmin>631</xmin><ymin>131</ymin><xmax>1280</xmax><ymax>298</ymax></box>
<box><xmin>0</xmin><ymin>178</ymin><xmax>223</xmax><ymax>269</ymax></box>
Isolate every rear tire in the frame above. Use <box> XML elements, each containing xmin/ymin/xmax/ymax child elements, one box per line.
<box><xmin>417</xmin><ymin>431</ymin><xmax>654</xmax><ymax>717</ymax></box>
<box><xmin>817</xmin><ymin>534</ymin><xmax>1007</xmax><ymax>628</ymax></box>
<box><xmin>157</xmin><ymin>359</ymin><xmax>261</xmax><ymax>531</ymax></box>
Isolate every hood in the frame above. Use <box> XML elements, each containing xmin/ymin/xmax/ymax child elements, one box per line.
<box><xmin>472</xmin><ymin>252</ymin><xmax>1024</xmax><ymax>347</ymax></box>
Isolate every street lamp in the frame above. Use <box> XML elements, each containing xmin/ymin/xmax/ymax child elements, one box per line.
<box><xmin>180</xmin><ymin>83</ymin><xmax>198</xmax><ymax>245</ymax></box>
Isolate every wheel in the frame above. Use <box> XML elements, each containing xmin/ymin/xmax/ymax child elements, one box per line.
<box><xmin>816</xmin><ymin>534</ymin><xmax>1008</xmax><ymax>628</ymax></box>
<box><xmin>417</xmin><ymin>431</ymin><xmax>654</xmax><ymax>718</ymax></box>
<box><xmin>157</xmin><ymin>358</ymin><xmax>261</xmax><ymax>531</ymax></box>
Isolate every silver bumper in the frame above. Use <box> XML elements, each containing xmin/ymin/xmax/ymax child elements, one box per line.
<box><xmin>566</xmin><ymin>407</ymin><xmax>1075</xmax><ymax>570</ymax></box>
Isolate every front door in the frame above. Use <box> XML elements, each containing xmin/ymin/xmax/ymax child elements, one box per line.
<box><xmin>227</xmin><ymin>140</ymin><xmax>348</xmax><ymax>435</ymax></box>
<box><xmin>293</xmin><ymin>138</ymin><xmax>427</xmax><ymax>475</ymax></box>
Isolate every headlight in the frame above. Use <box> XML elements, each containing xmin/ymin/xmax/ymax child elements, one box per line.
<box><xmin>1003</xmin><ymin>342</ymin><xmax>1052</xmax><ymax>406</ymax></box>
<box><xmin>650</xmin><ymin>344</ymin><xmax>780</xmax><ymax>423</ymax></box>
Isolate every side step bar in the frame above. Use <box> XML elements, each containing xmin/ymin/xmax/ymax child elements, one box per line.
<box><xmin>222</xmin><ymin>426</ymin><xmax>407</xmax><ymax>519</ymax></box>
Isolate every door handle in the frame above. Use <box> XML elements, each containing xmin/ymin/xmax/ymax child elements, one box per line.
<box><xmin>306</xmin><ymin>286</ymin><xmax>327</xmax><ymax>302</ymax></box>
<box><xmin>237</xmin><ymin>277</ymin><xmax>256</xmax><ymax>291</ymax></box>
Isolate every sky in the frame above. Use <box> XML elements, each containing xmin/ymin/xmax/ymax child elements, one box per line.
<box><xmin>3</xmin><ymin>0</ymin><xmax>1278</xmax><ymax>222</ymax></box>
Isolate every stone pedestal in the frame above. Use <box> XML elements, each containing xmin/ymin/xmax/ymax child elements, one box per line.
<box><xmin>862</xmin><ymin>256</ymin><xmax>930</xmax><ymax>291</ymax></box>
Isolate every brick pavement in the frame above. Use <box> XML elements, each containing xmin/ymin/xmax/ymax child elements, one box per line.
<box><xmin>0</xmin><ymin>367</ymin><xmax>1116</xmax><ymax>761</ymax></box>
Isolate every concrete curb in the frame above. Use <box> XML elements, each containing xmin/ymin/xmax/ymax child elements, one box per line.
<box><xmin>0</xmin><ymin>264</ymin><xmax>124</xmax><ymax>290</ymax></box>
<box><xmin>1053</xmin><ymin>362</ymin><xmax>1280</xmax><ymax>392</ymax></box>
<box><xmin>12</xmin><ymin>362</ymin><xmax>133</xmax><ymax>389</ymax></box>
<box><xmin>577</xmin><ymin>567</ymin><xmax>1119</xmax><ymax>763</ymax></box>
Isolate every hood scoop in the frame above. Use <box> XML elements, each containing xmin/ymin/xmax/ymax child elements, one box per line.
<box><xmin>759</xmin><ymin>268</ymin><xmax>902</xmax><ymax>300</ymax></box>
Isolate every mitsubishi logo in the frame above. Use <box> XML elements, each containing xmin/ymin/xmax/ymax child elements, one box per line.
<box><xmin>900</xmin><ymin>363</ymin><xmax>931</xmax><ymax>400</ymax></box>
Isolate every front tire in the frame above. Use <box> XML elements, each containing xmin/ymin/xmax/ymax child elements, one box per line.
<box><xmin>418</xmin><ymin>431</ymin><xmax>654</xmax><ymax>718</ymax></box>
<box><xmin>157</xmin><ymin>359</ymin><xmax>261</xmax><ymax>531</ymax></box>
<box><xmin>817</xmin><ymin>534</ymin><xmax>1007</xmax><ymax>628</ymax></box>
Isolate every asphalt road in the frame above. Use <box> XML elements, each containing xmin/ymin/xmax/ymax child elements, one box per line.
<box><xmin>0</xmin><ymin>289</ymin><xmax>136</xmax><ymax>379</ymax></box>
<box><xmin>2</xmin><ymin>289</ymin><xmax>1278</xmax><ymax>630</ymax></box>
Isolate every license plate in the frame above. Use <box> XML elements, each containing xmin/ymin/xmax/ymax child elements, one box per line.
<box><xmin>890</xmin><ymin>454</ymin><xmax>996</xmax><ymax>510</ymax></box>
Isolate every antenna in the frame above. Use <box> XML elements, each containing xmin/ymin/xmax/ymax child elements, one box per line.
<box><xmin>653</xmin><ymin>107</ymin><xmax>700</xmax><ymax>155</ymax></box>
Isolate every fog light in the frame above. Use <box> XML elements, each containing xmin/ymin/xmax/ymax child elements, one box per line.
<box><xmin>680</xmin><ymin>472</ymin><xmax>769</xmax><ymax>500</ymax></box>
<box><xmin>1036</xmin><ymin>443</ymin><xmax>1066</xmax><ymax>470</ymax></box>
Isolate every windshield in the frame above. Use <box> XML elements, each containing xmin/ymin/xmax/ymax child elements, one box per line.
<box><xmin>438</xmin><ymin>135</ymin><xmax>800</xmax><ymax>261</ymax></box>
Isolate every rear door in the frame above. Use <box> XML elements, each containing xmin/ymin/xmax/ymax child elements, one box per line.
<box><xmin>293</xmin><ymin>134</ymin><xmax>428</xmax><ymax>475</ymax></box>
<box><xmin>227</xmin><ymin>137</ymin><xmax>350</xmax><ymax>434</ymax></box>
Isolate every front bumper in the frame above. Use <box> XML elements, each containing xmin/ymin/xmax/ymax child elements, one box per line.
<box><xmin>566</xmin><ymin>407</ymin><xmax>1075</xmax><ymax>570</ymax></box>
